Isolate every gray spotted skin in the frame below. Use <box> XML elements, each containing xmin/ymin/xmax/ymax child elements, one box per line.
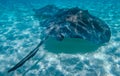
<box><xmin>8</xmin><ymin>5</ymin><xmax>111</xmax><ymax>73</ymax></box>
<box><xmin>40</xmin><ymin>6</ymin><xmax>111</xmax><ymax>44</ymax></box>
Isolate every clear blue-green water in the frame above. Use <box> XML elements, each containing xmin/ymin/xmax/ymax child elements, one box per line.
<box><xmin>0</xmin><ymin>0</ymin><xmax>120</xmax><ymax>76</ymax></box>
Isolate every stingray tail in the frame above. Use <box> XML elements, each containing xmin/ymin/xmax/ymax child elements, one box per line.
<box><xmin>8</xmin><ymin>40</ymin><xmax>44</xmax><ymax>73</ymax></box>
<box><xmin>8</xmin><ymin>25</ymin><xmax>55</xmax><ymax>73</ymax></box>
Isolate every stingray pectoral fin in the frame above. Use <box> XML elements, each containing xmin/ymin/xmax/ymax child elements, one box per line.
<box><xmin>8</xmin><ymin>40</ymin><xmax>44</xmax><ymax>73</ymax></box>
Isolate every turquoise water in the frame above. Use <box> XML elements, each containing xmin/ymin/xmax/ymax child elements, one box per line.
<box><xmin>0</xmin><ymin>0</ymin><xmax>120</xmax><ymax>76</ymax></box>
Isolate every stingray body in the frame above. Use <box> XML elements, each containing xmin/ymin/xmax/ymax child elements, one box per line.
<box><xmin>34</xmin><ymin>5</ymin><xmax>111</xmax><ymax>44</ymax></box>
<box><xmin>8</xmin><ymin>5</ymin><xmax>111</xmax><ymax>72</ymax></box>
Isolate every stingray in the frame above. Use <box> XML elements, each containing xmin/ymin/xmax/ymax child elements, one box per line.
<box><xmin>8</xmin><ymin>5</ymin><xmax>111</xmax><ymax>72</ymax></box>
